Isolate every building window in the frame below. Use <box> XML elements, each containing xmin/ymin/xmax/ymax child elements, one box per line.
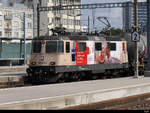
<box><xmin>0</xmin><ymin>20</ymin><xmax>2</xmax><ymax>27</ymax></box>
<box><xmin>5</xmin><ymin>31</ymin><xmax>12</xmax><ymax>38</ymax></box>
<box><xmin>0</xmin><ymin>31</ymin><xmax>2</xmax><ymax>37</ymax></box>
<box><xmin>5</xmin><ymin>11</ymin><xmax>12</xmax><ymax>16</ymax></box>
<box><xmin>13</xmin><ymin>12</ymin><xmax>20</xmax><ymax>18</ymax></box>
<box><xmin>21</xmin><ymin>31</ymin><xmax>24</xmax><ymax>38</ymax></box>
<box><xmin>27</xmin><ymin>32</ymin><xmax>32</xmax><ymax>38</ymax></box>
<box><xmin>0</xmin><ymin>11</ymin><xmax>3</xmax><ymax>16</ymax></box>
<box><xmin>21</xmin><ymin>22</ymin><xmax>24</xmax><ymax>30</ymax></box>
<box><xmin>5</xmin><ymin>20</ymin><xmax>11</xmax><ymax>28</ymax></box>
<box><xmin>27</xmin><ymin>22</ymin><xmax>32</xmax><ymax>29</ymax></box>
<box><xmin>13</xmin><ymin>21</ymin><xmax>19</xmax><ymax>27</ymax></box>
<box><xmin>14</xmin><ymin>32</ymin><xmax>19</xmax><ymax>38</ymax></box>
<box><xmin>27</xmin><ymin>14</ymin><xmax>32</xmax><ymax>19</ymax></box>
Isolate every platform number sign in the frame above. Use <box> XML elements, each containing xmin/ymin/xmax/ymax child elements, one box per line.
<box><xmin>131</xmin><ymin>31</ymin><xmax>140</xmax><ymax>42</ymax></box>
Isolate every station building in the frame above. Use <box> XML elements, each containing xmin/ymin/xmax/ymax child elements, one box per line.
<box><xmin>0</xmin><ymin>5</ymin><xmax>33</xmax><ymax>39</ymax></box>
<box><xmin>47</xmin><ymin>0</ymin><xmax>82</xmax><ymax>34</ymax></box>
<box><xmin>5</xmin><ymin>0</ymin><xmax>82</xmax><ymax>36</ymax></box>
<box><xmin>0</xmin><ymin>5</ymin><xmax>33</xmax><ymax>58</ymax></box>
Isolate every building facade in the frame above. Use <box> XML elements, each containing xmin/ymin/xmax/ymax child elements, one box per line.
<box><xmin>47</xmin><ymin>0</ymin><xmax>82</xmax><ymax>34</ymax></box>
<box><xmin>0</xmin><ymin>5</ymin><xmax>33</xmax><ymax>39</ymax></box>
<box><xmin>123</xmin><ymin>2</ymin><xmax>147</xmax><ymax>34</ymax></box>
<box><xmin>5</xmin><ymin>0</ymin><xmax>82</xmax><ymax>37</ymax></box>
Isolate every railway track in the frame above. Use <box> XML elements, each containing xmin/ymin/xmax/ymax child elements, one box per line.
<box><xmin>59</xmin><ymin>92</ymin><xmax>150</xmax><ymax>110</ymax></box>
<box><xmin>0</xmin><ymin>82</ymin><xmax>33</xmax><ymax>89</ymax></box>
<box><xmin>0</xmin><ymin>73</ymin><xmax>143</xmax><ymax>89</ymax></box>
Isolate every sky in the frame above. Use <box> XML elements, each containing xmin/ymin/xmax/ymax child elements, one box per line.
<box><xmin>81</xmin><ymin>0</ymin><xmax>146</xmax><ymax>31</ymax></box>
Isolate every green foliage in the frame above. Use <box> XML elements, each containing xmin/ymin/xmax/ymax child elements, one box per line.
<box><xmin>110</xmin><ymin>28</ymin><xmax>124</xmax><ymax>36</ymax></box>
<box><xmin>100</xmin><ymin>28</ymin><xmax>124</xmax><ymax>36</ymax></box>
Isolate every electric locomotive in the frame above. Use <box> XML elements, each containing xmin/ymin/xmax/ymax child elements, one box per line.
<box><xmin>26</xmin><ymin>35</ymin><xmax>129</xmax><ymax>83</ymax></box>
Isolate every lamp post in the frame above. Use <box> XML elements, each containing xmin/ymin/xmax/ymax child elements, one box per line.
<box><xmin>23</xmin><ymin>12</ymin><xmax>26</xmax><ymax>65</ymax></box>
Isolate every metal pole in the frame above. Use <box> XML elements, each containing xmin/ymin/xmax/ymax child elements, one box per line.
<box><xmin>37</xmin><ymin>4</ymin><xmax>40</xmax><ymax>38</ymax></box>
<box><xmin>88</xmin><ymin>16</ymin><xmax>90</xmax><ymax>33</ymax></box>
<box><xmin>109</xmin><ymin>28</ymin><xmax>111</xmax><ymax>37</ymax></box>
<box><xmin>147</xmin><ymin>0</ymin><xmax>150</xmax><ymax>70</ymax></box>
<box><xmin>0</xmin><ymin>39</ymin><xmax>2</xmax><ymax>58</ymax></box>
<box><xmin>24</xmin><ymin>12</ymin><xmax>26</xmax><ymax>65</ymax></box>
<box><xmin>92</xmin><ymin>9</ymin><xmax>95</xmax><ymax>32</ymax></box>
<box><xmin>20</xmin><ymin>39</ymin><xmax>22</xmax><ymax>58</ymax></box>
<box><xmin>74</xmin><ymin>16</ymin><xmax>76</xmax><ymax>32</ymax></box>
<box><xmin>59</xmin><ymin>0</ymin><xmax>62</xmax><ymax>28</ymax></box>
<box><xmin>134</xmin><ymin>0</ymin><xmax>139</xmax><ymax>78</ymax></box>
<box><xmin>32</xmin><ymin>5</ymin><xmax>35</xmax><ymax>38</ymax></box>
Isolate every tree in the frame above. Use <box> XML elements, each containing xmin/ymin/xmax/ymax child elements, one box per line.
<box><xmin>110</xmin><ymin>28</ymin><xmax>124</xmax><ymax>36</ymax></box>
<box><xmin>100</xmin><ymin>28</ymin><xmax>124</xmax><ymax>36</ymax></box>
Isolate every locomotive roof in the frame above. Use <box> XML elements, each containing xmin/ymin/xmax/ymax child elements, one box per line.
<box><xmin>33</xmin><ymin>35</ymin><xmax>126</xmax><ymax>41</ymax></box>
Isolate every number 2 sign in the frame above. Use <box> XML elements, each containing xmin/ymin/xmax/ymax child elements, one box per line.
<box><xmin>131</xmin><ymin>31</ymin><xmax>140</xmax><ymax>42</ymax></box>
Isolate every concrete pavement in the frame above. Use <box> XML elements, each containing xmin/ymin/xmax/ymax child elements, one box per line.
<box><xmin>0</xmin><ymin>76</ymin><xmax>150</xmax><ymax>109</ymax></box>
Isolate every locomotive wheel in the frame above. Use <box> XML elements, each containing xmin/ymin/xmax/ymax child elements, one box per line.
<box><xmin>92</xmin><ymin>74</ymin><xmax>99</xmax><ymax>80</ymax></box>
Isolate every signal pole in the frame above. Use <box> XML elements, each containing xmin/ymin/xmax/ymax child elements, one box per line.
<box><xmin>144</xmin><ymin>0</ymin><xmax>150</xmax><ymax>77</ymax></box>
<box><xmin>88</xmin><ymin>16</ymin><xmax>90</xmax><ymax>33</ymax></box>
<box><xmin>134</xmin><ymin>0</ymin><xmax>139</xmax><ymax>78</ymax></box>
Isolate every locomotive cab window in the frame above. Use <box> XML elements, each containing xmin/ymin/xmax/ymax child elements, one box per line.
<box><xmin>46</xmin><ymin>41</ymin><xmax>64</xmax><ymax>53</ymax></box>
<box><xmin>78</xmin><ymin>42</ymin><xmax>86</xmax><ymax>51</ymax></box>
<box><xmin>95</xmin><ymin>43</ymin><xmax>102</xmax><ymax>51</ymax></box>
<box><xmin>58</xmin><ymin>41</ymin><xmax>64</xmax><ymax>53</ymax></box>
<box><xmin>32</xmin><ymin>41</ymin><xmax>41</xmax><ymax>53</ymax></box>
<box><xmin>108</xmin><ymin>43</ymin><xmax>116</xmax><ymax>51</ymax></box>
<box><xmin>66</xmin><ymin>42</ymin><xmax>70</xmax><ymax>53</ymax></box>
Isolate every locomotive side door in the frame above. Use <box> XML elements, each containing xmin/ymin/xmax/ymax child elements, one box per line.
<box><xmin>63</xmin><ymin>40</ymin><xmax>72</xmax><ymax>65</ymax></box>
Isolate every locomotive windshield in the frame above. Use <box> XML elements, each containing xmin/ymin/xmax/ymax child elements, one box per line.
<box><xmin>46</xmin><ymin>41</ymin><xmax>64</xmax><ymax>53</ymax></box>
<box><xmin>32</xmin><ymin>41</ymin><xmax>42</xmax><ymax>53</ymax></box>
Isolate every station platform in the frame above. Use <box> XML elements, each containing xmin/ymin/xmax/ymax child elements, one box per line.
<box><xmin>0</xmin><ymin>76</ymin><xmax>150</xmax><ymax>110</ymax></box>
<box><xmin>0</xmin><ymin>72</ymin><xmax>25</xmax><ymax>88</ymax></box>
<box><xmin>0</xmin><ymin>66</ymin><xmax>27</xmax><ymax>73</ymax></box>
<box><xmin>0</xmin><ymin>66</ymin><xmax>27</xmax><ymax>88</ymax></box>
<box><xmin>0</xmin><ymin>72</ymin><xmax>25</xmax><ymax>82</ymax></box>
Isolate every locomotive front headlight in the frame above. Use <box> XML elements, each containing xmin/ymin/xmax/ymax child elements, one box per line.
<box><xmin>50</xmin><ymin>62</ymin><xmax>56</xmax><ymax>65</ymax></box>
<box><xmin>32</xmin><ymin>62</ymin><xmax>36</xmax><ymax>65</ymax></box>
